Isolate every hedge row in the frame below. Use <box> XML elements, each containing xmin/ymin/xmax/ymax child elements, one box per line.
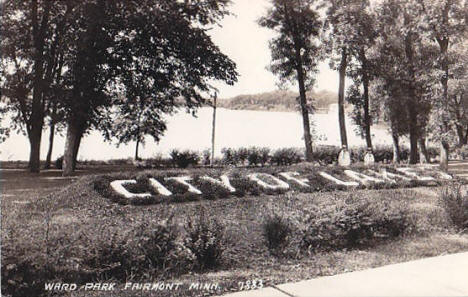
<box><xmin>130</xmin><ymin>145</ymin><xmax>440</xmax><ymax>169</ymax></box>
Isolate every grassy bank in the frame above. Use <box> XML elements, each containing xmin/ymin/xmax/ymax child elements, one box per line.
<box><xmin>2</xmin><ymin>166</ymin><xmax>468</xmax><ymax>297</ymax></box>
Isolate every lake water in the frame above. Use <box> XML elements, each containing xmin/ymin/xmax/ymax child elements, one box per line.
<box><xmin>0</xmin><ymin>107</ymin><xmax>393</xmax><ymax>161</ymax></box>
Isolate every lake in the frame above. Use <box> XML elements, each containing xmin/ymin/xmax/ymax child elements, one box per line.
<box><xmin>0</xmin><ymin>107</ymin><xmax>393</xmax><ymax>161</ymax></box>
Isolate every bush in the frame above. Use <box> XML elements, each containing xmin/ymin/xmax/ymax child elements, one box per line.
<box><xmin>262</xmin><ymin>213</ymin><xmax>292</xmax><ymax>255</ymax></box>
<box><xmin>184</xmin><ymin>211</ymin><xmax>226</xmax><ymax>271</ymax></box>
<box><xmin>202</xmin><ymin>149</ymin><xmax>211</xmax><ymax>166</ymax></box>
<box><xmin>130</xmin><ymin>221</ymin><xmax>193</xmax><ymax>275</ymax></box>
<box><xmin>350</xmin><ymin>145</ymin><xmax>411</xmax><ymax>163</ymax></box>
<box><xmin>271</xmin><ymin>148</ymin><xmax>303</xmax><ymax>166</ymax></box>
<box><xmin>170</xmin><ymin>149</ymin><xmax>199</xmax><ymax>168</ymax></box>
<box><xmin>247</xmin><ymin>147</ymin><xmax>261</xmax><ymax>166</ymax></box>
<box><xmin>302</xmin><ymin>195</ymin><xmax>410</xmax><ymax>253</ymax></box>
<box><xmin>236</xmin><ymin>147</ymin><xmax>249</xmax><ymax>165</ymax></box>
<box><xmin>55</xmin><ymin>156</ymin><xmax>63</xmax><ymax>169</ymax></box>
<box><xmin>439</xmin><ymin>183</ymin><xmax>468</xmax><ymax>232</ymax></box>
<box><xmin>258</xmin><ymin>147</ymin><xmax>271</xmax><ymax>166</ymax></box>
<box><xmin>312</xmin><ymin>145</ymin><xmax>341</xmax><ymax>164</ymax></box>
<box><xmin>221</xmin><ymin>148</ymin><xmax>236</xmax><ymax>165</ymax></box>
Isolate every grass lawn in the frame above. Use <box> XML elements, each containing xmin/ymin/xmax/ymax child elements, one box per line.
<box><xmin>2</xmin><ymin>165</ymin><xmax>468</xmax><ymax>297</ymax></box>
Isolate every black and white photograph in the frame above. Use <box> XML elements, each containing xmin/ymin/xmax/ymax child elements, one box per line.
<box><xmin>1</xmin><ymin>0</ymin><xmax>468</xmax><ymax>296</ymax></box>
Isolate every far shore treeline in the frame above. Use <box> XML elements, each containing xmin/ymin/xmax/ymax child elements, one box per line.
<box><xmin>217</xmin><ymin>90</ymin><xmax>339</xmax><ymax>112</ymax></box>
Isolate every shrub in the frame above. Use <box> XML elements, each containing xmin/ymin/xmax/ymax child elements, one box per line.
<box><xmin>131</xmin><ymin>221</ymin><xmax>193</xmax><ymax>275</ymax></box>
<box><xmin>236</xmin><ymin>147</ymin><xmax>249</xmax><ymax>166</ymax></box>
<box><xmin>55</xmin><ymin>156</ymin><xmax>63</xmax><ymax>169</ymax></box>
<box><xmin>262</xmin><ymin>213</ymin><xmax>292</xmax><ymax>255</ymax></box>
<box><xmin>349</xmin><ymin>145</ymin><xmax>411</xmax><ymax>163</ymax></box>
<box><xmin>312</xmin><ymin>145</ymin><xmax>341</xmax><ymax>165</ymax></box>
<box><xmin>202</xmin><ymin>149</ymin><xmax>212</xmax><ymax>166</ymax></box>
<box><xmin>258</xmin><ymin>147</ymin><xmax>271</xmax><ymax>166</ymax></box>
<box><xmin>461</xmin><ymin>145</ymin><xmax>468</xmax><ymax>159</ymax></box>
<box><xmin>373</xmin><ymin>145</ymin><xmax>394</xmax><ymax>163</ymax></box>
<box><xmin>439</xmin><ymin>183</ymin><xmax>468</xmax><ymax>232</ymax></box>
<box><xmin>302</xmin><ymin>196</ymin><xmax>410</xmax><ymax>253</ymax></box>
<box><xmin>271</xmin><ymin>148</ymin><xmax>303</xmax><ymax>166</ymax></box>
<box><xmin>83</xmin><ymin>231</ymin><xmax>134</xmax><ymax>280</ymax></box>
<box><xmin>184</xmin><ymin>211</ymin><xmax>226</xmax><ymax>271</ymax></box>
<box><xmin>170</xmin><ymin>149</ymin><xmax>199</xmax><ymax>168</ymax></box>
<box><xmin>221</xmin><ymin>148</ymin><xmax>237</xmax><ymax>165</ymax></box>
<box><xmin>80</xmin><ymin>220</ymin><xmax>192</xmax><ymax>281</ymax></box>
<box><xmin>247</xmin><ymin>147</ymin><xmax>261</xmax><ymax>166</ymax></box>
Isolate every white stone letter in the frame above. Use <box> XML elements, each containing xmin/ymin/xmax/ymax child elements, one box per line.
<box><xmin>110</xmin><ymin>180</ymin><xmax>151</xmax><ymax>199</ymax></box>
<box><xmin>149</xmin><ymin>178</ymin><xmax>173</xmax><ymax>196</ymax></box>
<box><xmin>396</xmin><ymin>167</ymin><xmax>435</xmax><ymax>181</ymax></box>
<box><xmin>319</xmin><ymin>172</ymin><xmax>359</xmax><ymax>187</ymax></box>
<box><xmin>381</xmin><ymin>169</ymin><xmax>412</xmax><ymax>181</ymax></box>
<box><xmin>248</xmin><ymin>173</ymin><xmax>290</xmax><ymax>190</ymax></box>
<box><xmin>200</xmin><ymin>175</ymin><xmax>236</xmax><ymax>193</ymax></box>
<box><xmin>344</xmin><ymin>170</ymin><xmax>385</xmax><ymax>186</ymax></box>
<box><xmin>279</xmin><ymin>171</ymin><xmax>310</xmax><ymax>187</ymax></box>
<box><xmin>165</xmin><ymin>176</ymin><xmax>202</xmax><ymax>194</ymax></box>
<box><xmin>365</xmin><ymin>170</ymin><xmax>396</xmax><ymax>184</ymax></box>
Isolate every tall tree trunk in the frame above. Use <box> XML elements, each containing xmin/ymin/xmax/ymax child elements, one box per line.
<box><xmin>392</xmin><ymin>131</ymin><xmax>401</xmax><ymax>163</ymax></box>
<box><xmin>211</xmin><ymin>93</ymin><xmax>217</xmax><ymax>166</ymax></box>
<box><xmin>338</xmin><ymin>47</ymin><xmax>348</xmax><ymax>148</ymax></box>
<box><xmin>363</xmin><ymin>77</ymin><xmax>372</xmax><ymax>150</ymax></box>
<box><xmin>135</xmin><ymin>138</ymin><xmax>140</xmax><ymax>161</ymax></box>
<box><xmin>409</xmin><ymin>131</ymin><xmax>418</xmax><ymax>164</ymax></box>
<box><xmin>28</xmin><ymin>125</ymin><xmax>42</xmax><ymax>173</ymax></box>
<box><xmin>406</xmin><ymin>88</ymin><xmax>419</xmax><ymax>164</ymax></box>
<box><xmin>418</xmin><ymin>137</ymin><xmax>429</xmax><ymax>164</ymax></box>
<box><xmin>407</xmin><ymin>101</ymin><xmax>419</xmax><ymax>164</ymax></box>
<box><xmin>456</xmin><ymin>124</ymin><xmax>466</xmax><ymax>147</ymax></box>
<box><xmin>63</xmin><ymin>121</ymin><xmax>84</xmax><ymax>176</ymax></box>
<box><xmin>28</xmin><ymin>0</ymin><xmax>51</xmax><ymax>173</ymax></box>
<box><xmin>297</xmin><ymin>80</ymin><xmax>314</xmax><ymax>162</ymax></box>
<box><xmin>44</xmin><ymin>122</ymin><xmax>55</xmax><ymax>169</ymax></box>
<box><xmin>440</xmin><ymin>141</ymin><xmax>449</xmax><ymax>172</ymax></box>
<box><xmin>464</xmin><ymin>126</ymin><xmax>468</xmax><ymax>145</ymax></box>
<box><xmin>72</xmin><ymin>133</ymin><xmax>82</xmax><ymax>171</ymax></box>
<box><xmin>359</xmin><ymin>49</ymin><xmax>372</xmax><ymax>150</ymax></box>
<box><xmin>293</xmin><ymin>47</ymin><xmax>313</xmax><ymax>162</ymax></box>
<box><xmin>436</xmin><ymin>1</ymin><xmax>450</xmax><ymax>171</ymax></box>
<box><xmin>281</xmin><ymin>1</ymin><xmax>313</xmax><ymax>161</ymax></box>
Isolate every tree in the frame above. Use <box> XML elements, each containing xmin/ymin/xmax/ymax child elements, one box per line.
<box><xmin>59</xmin><ymin>0</ymin><xmax>237</xmax><ymax>175</ymax></box>
<box><xmin>259</xmin><ymin>0</ymin><xmax>323</xmax><ymax>161</ymax></box>
<box><xmin>1</xmin><ymin>0</ymin><xmax>71</xmax><ymax>172</ymax></box>
<box><xmin>371</xmin><ymin>0</ymin><xmax>436</xmax><ymax>164</ymax></box>
<box><xmin>418</xmin><ymin>0</ymin><xmax>468</xmax><ymax>171</ymax></box>
<box><xmin>102</xmin><ymin>96</ymin><xmax>173</xmax><ymax>161</ymax></box>
<box><xmin>322</xmin><ymin>0</ymin><xmax>374</xmax><ymax>149</ymax></box>
<box><xmin>447</xmin><ymin>40</ymin><xmax>468</xmax><ymax>146</ymax></box>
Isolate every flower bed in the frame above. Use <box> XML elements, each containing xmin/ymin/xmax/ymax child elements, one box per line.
<box><xmin>93</xmin><ymin>165</ymin><xmax>457</xmax><ymax>205</ymax></box>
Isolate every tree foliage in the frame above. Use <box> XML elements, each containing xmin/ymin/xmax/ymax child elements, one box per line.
<box><xmin>259</xmin><ymin>0</ymin><xmax>323</xmax><ymax>161</ymax></box>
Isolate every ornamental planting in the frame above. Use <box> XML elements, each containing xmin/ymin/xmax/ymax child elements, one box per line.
<box><xmin>94</xmin><ymin>165</ymin><xmax>455</xmax><ymax>205</ymax></box>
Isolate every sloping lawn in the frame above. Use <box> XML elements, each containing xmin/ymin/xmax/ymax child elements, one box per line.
<box><xmin>2</xmin><ymin>168</ymin><xmax>468</xmax><ymax>297</ymax></box>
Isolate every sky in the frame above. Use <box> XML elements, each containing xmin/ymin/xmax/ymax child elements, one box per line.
<box><xmin>208</xmin><ymin>0</ymin><xmax>341</xmax><ymax>98</ymax></box>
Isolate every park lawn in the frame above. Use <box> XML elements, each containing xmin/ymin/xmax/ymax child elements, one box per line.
<box><xmin>2</xmin><ymin>167</ymin><xmax>468</xmax><ymax>297</ymax></box>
